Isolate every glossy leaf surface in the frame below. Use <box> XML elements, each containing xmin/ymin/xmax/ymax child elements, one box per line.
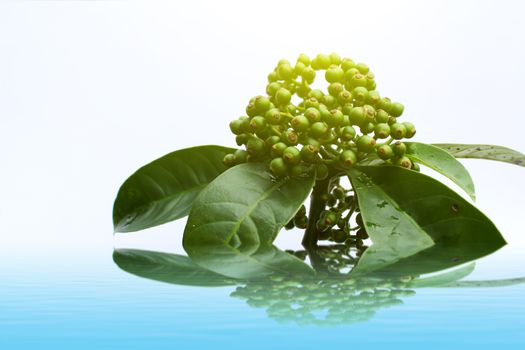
<box><xmin>113</xmin><ymin>249</ymin><xmax>238</xmax><ymax>286</ymax></box>
<box><xmin>183</xmin><ymin>163</ymin><xmax>315</xmax><ymax>279</ymax></box>
<box><xmin>405</xmin><ymin>142</ymin><xmax>475</xmax><ymax>200</ymax></box>
<box><xmin>348</xmin><ymin>166</ymin><xmax>506</xmax><ymax>275</ymax></box>
<box><xmin>409</xmin><ymin>263</ymin><xmax>475</xmax><ymax>288</ymax></box>
<box><xmin>113</xmin><ymin>145</ymin><xmax>234</xmax><ymax>232</ymax></box>
<box><xmin>433</xmin><ymin>143</ymin><xmax>525</xmax><ymax>167</ymax></box>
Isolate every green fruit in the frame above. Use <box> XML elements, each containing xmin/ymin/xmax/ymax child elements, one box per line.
<box><xmin>294</xmin><ymin>62</ymin><xmax>306</xmax><ymax>75</ymax></box>
<box><xmin>282</xmin><ymin>130</ymin><xmax>299</xmax><ymax>145</ymax></box>
<box><xmin>301</xmin><ymin>67</ymin><xmax>316</xmax><ymax>83</ymax></box>
<box><xmin>340</xmin><ymin>126</ymin><xmax>356</xmax><ymax>141</ymax></box>
<box><xmin>378</xmin><ymin>97</ymin><xmax>392</xmax><ymax>113</ymax></box>
<box><xmin>297</xmin><ymin>53</ymin><xmax>311</xmax><ymax>66</ymax></box>
<box><xmin>254</xmin><ymin>96</ymin><xmax>271</xmax><ymax>113</ymax></box>
<box><xmin>337</xmin><ymin>90</ymin><xmax>352</xmax><ymax>105</ymax></box>
<box><xmin>392</xmin><ymin>141</ymin><xmax>406</xmax><ymax>156</ymax></box>
<box><xmin>356</xmin><ymin>63</ymin><xmax>369</xmax><ymax>74</ymax></box>
<box><xmin>304</xmin><ymin>137</ymin><xmax>321</xmax><ymax>148</ymax></box>
<box><xmin>390</xmin><ymin>102</ymin><xmax>404</xmax><ymax>117</ymax></box>
<box><xmin>310</xmin><ymin>122</ymin><xmax>329</xmax><ymax>138</ymax></box>
<box><xmin>326</xmin><ymin>109</ymin><xmax>344</xmax><ymax>126</ymax></box>
<box><xmin>390</xmin><ymin>123</ymin><xmax>407</xmax><ymax>139</ymax></box>
<box><xmin>315</xmin><ymin>54</ymin><xmax>331</xmax><ymax>69</ymax></box>
<box><xmin>264</xmin><ymin>108</ymin><xmax>282</xmax><ymax>124</ymax></box>
<box><xmin>355</xmin><ymin>213</ymin><xmax>363</xmax><ymax>226</ymax></box>
<box><xmin>308</xmin><ymin>89</ymin><xmax>324</xmax><ymax>100</ymax></box>
<box><xmin>265</xmin><ymin>135</ymin><xmax>281</xmax><ymax>146</ymax></box>
<box><xmin>328</xmin><ymin>82</ymin><xmax>344</xmax><ymax>96</ymax></box>
<box><xmin>315</xmin><ymin>163</ymin><xmax>329</xmax><ymax>180</ymax></box>
<box><xmin>249</xmin><ymin>116</ymin><xmax>267</xmax><ymax>132</ymax></box>
<box><xmin>246</xmin><ymin>102</ymin><xmax>257</xmax><ymax>117</ymax></box>
<box><xmin>222</xmin><ymin>153</ymin><xmax>236</xmax><ymax>167</ymax></box>
<box><xmin>323</xmin><ymin>211</ymin><xmax>338</xmax><ymax>226</ymax></box>
<box><xmin>352</xmin><ymin>86</ymin><xmax>368</xmax><ymax>102</ymax></box>
<box><xmin>395</xmin><ymin>156</ymin><xmax>412</xmax><ymax>169</ymax></box>
<box><xmin>295</xmin><ymin>84</ymin><xmax>310</xmax><ymax>98</ymax></box>
<box><xmin>304</xmin><ymin>107</ymin><xmax>321</xmax><ymax>123</ymax></box>
<box><xmin>356</xmin><ymin>135</ymin><xmax>376</xmax><ymax>152</ymax></box>
<box><xmin>233</xmin><ymin>149</ymin><xmax>248</xmax><ymax>163</ymax></box>
<box><xmin>266</xmin><ymin>82</ymin><xmax>281</xmax><ymax>96</ymax></box>
<box><xmin>374</xmin><ymin>123</ymin><xmax>391</xmax><ymax>139</ymax></box>
<box><xmin>349</xmin><ymin>107</ymin><xmax>366</xmax><ymax>126</ymax></box>
<box><xmin>246</xmin><ymin>137</ymin><xmax>266</xmax><ymax>155</ymax></box>
<box><xmin>367</xmin><ymin>90</ymin><xmax>381</xmax><ymax>105</ymax></box>
<box><xmin>300</xmin><ymin>144</ymin><xmax>319</xmax><ymax>162</ymax></box>
<box><xmin>329</xmin><ymin>52</ymin><xmax>342</xmax><ymax>65</ymax></box>
<box><xmin>344</xmin><ymin>67</ymin><xmax>360</xmax><ymax>81</ymax></box>
<box><xmin>293</xmin><ymin>214</ymin><xmax>308</xmax><ymax>229</ymax></box>
<box><xmin>350</xmin><ymin>73</ymin><xmax>367</xmax><ymax>88</ymax></box>
<box><xmin>229</xmin><ymin>119</ymin><xmax>245</xmax><ymax>135</ymax></box>
<box><xmin>275</xmin><ymin>88</ymin><xmax>292</xmax><ymax>105</ymax></box>
<box><xmin>403</xmin><ymin>122</ymin><xmax>416</xmax><ymax>138</ymax></box>
<box><xmin>325</xmin><ymin>66</ymin><xmax>345</xmax><ymax>83</ymax></box>
<box><xmin>331</xmin><ymin>229</ymin><xmax>347</xmax><ymax>243</ymax></box>
<box><xmin>341</xmin><ymin>58</ymin><xmax>355</xmax><ymax>71</ymax></box>
<box><xmin>304</xmin><ymin>97</ymin><xmax>320</xmax><ymax>109</ymax></box>
<box><xmin>376</xmin><ymin>144</ymin><xmax>393</xmax><ymax>160</ymax></box>
<box><xmin>363</xmin><ymin>104</ymin><xmax>376</xmax><ymax>123</ymax></box>
<box><xmin>291</xmin><ymin>115</ymin><xmax>310</xmax><ymax>132</ymax></box>
<box><xmin>235</xmin><ymin>133</ymin><xmax>249</xmax><ymax>146</ymax></box>
<box><xmin>360</xmin><ymin>122</ymin><xmax>375</xmax><ymax>134</ymax></box>
<box><xmin>375</xmin><ymin>109</ymin><xmax>389</xmax><ymax>123</ymax></box>
<box><xmin>277</xmin><ymin>64</ymin><xmax>294</xmax><ymax>80</ymax></box>
<box><xmin>270</xmin><ymin>157</ymin><xmax>288</xmax><ymax>177</ymax></box>
<box><xmin>340</xmin><ymin>149</ymin><xmax>357</xmax><ymax>168</ymax></box>
<box><xmin>267</xmin><ymin>71</ymin><xmax>278</xmax><ymax>82</ymax></box>
<box><xmin>321</xmin><ymin>95</ymin><xmax>336</xmax><ymax>108</ymax></box>
<box><xmin>271</xmin><ymin>142</ymin><xmax>288</xmax><ymax>157</ymax></box>
<box><xmin>411</xmin><ymin>162</ymin><xmax>421</xmax><ymax>172</ymax></box>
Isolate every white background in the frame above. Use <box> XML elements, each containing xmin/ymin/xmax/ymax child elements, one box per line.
<box><xmin>0</xmin><ymin>0</ymin><xmax>524</xmax><ymax>277</ymax></box>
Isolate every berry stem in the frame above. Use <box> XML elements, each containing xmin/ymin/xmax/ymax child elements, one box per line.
<box><xmin>302</xmin><ymin>177</ymin><xmax>330</xmax><ymax>249</ymax></box>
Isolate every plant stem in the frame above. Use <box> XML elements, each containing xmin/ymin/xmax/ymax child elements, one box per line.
<box><xmin>302</xmin><ymin>177</ymin><xmax>330</xmax><ymax>249</ymax></box>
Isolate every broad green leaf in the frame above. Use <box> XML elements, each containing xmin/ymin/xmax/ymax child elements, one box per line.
<box><xmin>433</xmin><ymin>143</ymin><xmax>525</xmax><ymax>167</ymax></box>
<box><xmin>348</xmin><ymin>166</ymin><xmax>506</xmax><ymax>275</ymax></box>
<box><xmin>408</xmin><ymin>263</ymin><xmax>475</xmax><ymax>288</ymax></box>
<box><xmin>113</xmin><ymin>249</ymin><xmax>238</xmax><ymax>287</ymax></box>
<box><xmin>405</xmin><ymin>142</ymin><xmax>475</xmax><ymax>200</ymax></box>
<box><xmin>183</xmin><ymin>163</ymin><xmax>315</xmax><ymax>279</ymax></box>
<box><xmin>113</xmin><ymin>145</ymin><xmax>235</xmax><ymax>233</ymax></box>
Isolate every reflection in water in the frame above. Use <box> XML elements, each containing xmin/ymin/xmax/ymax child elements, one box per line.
<box><xmin>113</xmin><ymin>246</ymin><xmax>525</xmax><ymax>326</ymax></box>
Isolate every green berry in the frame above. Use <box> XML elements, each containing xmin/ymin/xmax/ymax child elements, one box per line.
<box><xmin>304</xmin><ymin>107</ymin><xmax>321</xmax><ymax>123</ymax></box>
<box><xmin>308</xmin><ymin>89</ymin><xmax>324</xmax><ymax>101</ymax></box>
<box><xmin>270</xmin><ymin>157</ymin><xmax>288</xmax><ymax>177</ymax></box>
<box><xmin>233</xmin><ymin>149</ymin><xmax>248</xmax><ymax>163</ymax></box>
<box><xmin>378</xmin><ymin>97</ymin><xmax>392</xmax><ymax>113</ymax></box>
<box><xmin>282</xmin><ymin>130</ymin><xmax>299</xmax><ymax>145</ymax></box>
<box><xmin>321</xmin><ymin>94</ymin><xmax>336</xmax><ymax>108</ymax></box>
<box><xmin>310</xmin><ymin>122</ymin><xmax>329</xmax><ymax>138</ymax></box>
<box><xmin>315</xmin><ymin>163</ymin><xmax>329</xmax><ymax>180</ymax></box>
<box><xmin>363</xmin><ymin>105</ymin><xmax>376</xmax><ymax>123</ymax></box>
<box><xmin>304</xmin><ymin>97</ymin><xmax>320</xmax><ymax>109</ymax></box>
<box><xmin>325</xmin><ymin>66</ymin><xmax>345</xmax><ymax>83</ymax></box>
<box><xmin>356</xmin><ymin>135</ymin><xmax>376</xmax><ymax>152</ymax></box>
<box><xmin>367</xmin><ymin>90</ymin><xmax>381</xmax><ymax>105</ymax></box>
<box><xmin>395</xmin><ymin>156</ymin><xmax>412</xmax><ymax>169</ymax></box>
<box><xmin>350</xmin><ymin>73</ymin><xmax>367</xmax><ymax>88</ymax></box>
<box><xmin>338</xmin><ymin>90</ymin><xmax>352</xmax><ymax>105</ymax></box>
<box><xmin>340</xmin><ymin>126</ymin><xmax>356</xmax><ymax>141</ymax></box>
<box><xmin>331</xmin><ymin>229</ymin><xmax>347</xmax><ymax>243</ymax></box>
<box><xmin>301</xmin><ymin>67</ymin><xmax>316</xmax><ymax>83</ymax></box>
<box><xmin>264</xmin><ymin>108</ymin><xmax>282</xmax><ymax>124</ymax></box>
<box><xmin>352</xmin><ymin>86</ymin><xmax>368</xmax><ymax>102</ymax></box>
<box><xmin>294</xmin><ymin>62</ymin><xmax>306</xmax><ymax>75</ymax></box>
<box><xmin>356</xmin><ymin>63</ymin><xmax>369</xmax><ymax>74</ymax></box>
<box><xmin>392</xmin><ymin>141</ymin><xmax>407</xmax><ymax>156</ymax></box>
<box><xmin>411</xmin><ymin>162</ymin><xmax>421</xmax><ymax>172</ymax></box>
<box><xmin>271</xmin><ymin>142</ymin><xmax>288</xmax><ymax>157</ymax></box>
<box><xmin>341</xmin><ymin>58</ymin><xmax>355</xmax><ymax>71</ymax></box>
<box><xmin>403</xmin><ymin>122</ymin><xmax>416</xmax><ymax>138</ymax></box>
<box><xmin>328</xmin><ymin>82</ymin><xmax>344</xmax><ymax>96</ymax></box>
<box><xmin>325</xmin><ymin>109</ymin><xmax>344</xmax><ymax>126</ymax></box>
<box><xmin>349</xmin><ymin>107</ymin><xmax>366</xmax><ymax>126</ymax></box>
<box><xmin>246</xmin><ymin>137</ymin><xmax>265</xmax><ymax>156</ymax></box>
<box><xmin>254</xmin><ymin>96</ymin><xmax>271</xmax><ymax>113</ymax></box>
<box><xmin>266</xmin><ymin>82</ymin><xmax>281</xmax><ymax>96</ymax></box>
<box><xmin>283</xmin><ymin>146</ymin><xmax>301</xmax><ymax>165</ymax></box>
<box><xmin>249</xmin><ymin>116</ymin><xmax>267</xmax><ymax>132</ymax></box>
<box><xmin>267</xmin><ymin>71</ymin><xmax>278</xmax><ymax>82</ymax></box>
<box><xmin>329</xmin><ymin>52</ymin><xmax>342</xmax><ymax>65</ymax></box>
<box><xmin>304</xmin><ymin>137</ymin><xmax>321</xmax><ymax>148</ymax></box>
<box><xmin>277</xmin><ymin>64</ymin><xmax>294</xmax><ymax>80</ymax></box>
<box><xmin>223</xmin><ymin>153</ymin><xmax>236</xmax><ymax>167</ymax></box>
<box><xmin>235</xmin><ymin>133</ymin><xmax>249</xmax><ymax>146</ymax></box>
<box><xmin>375</xmin><ymin>109</ymin><xmax>389</xmax><ymax>123</ymax></box>
<box><xmin>265</xmin><ymin>135</ymin><xmax>281</xmax><ymax>146</ymax></box>
<box><xmin>360</xmin><ymin>122</ymin><xmax>375</xmax><ymax>134</ymax></box>
<box><xmin>340</xmin><ymin>150</ymin><xmax>357</xmax><ymax>168</ymax></box>
<box><xmin>293</xmin><ymin>214</ymin><xmax>308</xmax><ymax>228</ymax></box>
<box><xmin>229</xmin><ymin>119</ymin><xmax>245</xmax><ymax>135</ymax></box>
<box><xmin>390</xmin><ymin>123</ymin><xmax>407</xmax><ymax>139</ymax></box>
<box><xmin>315</xmin><ymin>54</ymin><xmax>331</xmax><ymax>69</ymax></box>
<box><xmin>300</xmin><ymin>144</ymin><xmax>319</xmax><ymax>162</ymax></box>
<box><xmin>376</xmin><ymin>144</ymin><xmax>393</xmax><ymax>160</ymax></box>
<box><xmin>246</xmin><ymin>102</ymin><xmax>257</xmax><ymax>117</ymax></box>
<box><xmin>275</xmin><ymin>88</ymin><xmax>292</xmax><ymax>106</ymax></box>
<box><xmin>390</xmin><ymin>102</ymin><xmax>404</xmax><ymax>117</ymax></box>
<box><xmin>291</xmin><ymin>115</ymin><xmax>310</xmax><ymax>132</ymax></box>
<box><xmin>297</xmin><ymin>53</ymin><xmax>311</xmax><ymax>66</ymax></box>
<box><xmin>374</xmin><ymin>123</ymin><xmax>391</xmax><ymax>139</ymax></box>
<box><xmin>323</xmin><ymin>211</ymin><xmax>338</xmax><ymax>226</ymax></box>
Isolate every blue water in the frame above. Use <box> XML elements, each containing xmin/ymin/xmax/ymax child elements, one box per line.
<box><xmin>2</xmin><ymin>250</ymin><xmax>524</xmax><ymax>350</ymax></box>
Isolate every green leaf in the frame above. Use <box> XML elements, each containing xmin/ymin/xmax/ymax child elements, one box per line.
<box><xmin>113</xmin><ymin>145</ymin><xmax>235</xmax><ymax>233</ymax></box>
<box><xmin>432</xmin><ymin>143</ymin><xmax>525</xmax><ymax>167</ymax></box>
<box><xmin>409</xmin><ymin>263</ymin><xmax>475</xmax><ymax>288</ymax></box>
<box><xmin>437</xmin><ymin>277</ymin><xmax>525</xmax><ymax>288</ymax></box>
<box><xmin>405</xmin><ymin>142</ymin><xmax>476</xmax><ymax>201</ymax></box>
<box><xmin>348</xmin><ymin>166</ymin><xmax>506</xmax><ymax>275</ymax></box>
<box><xmin>183</xmin><ymin>162</ymin><xmax>315</xmax><ymax>279</ymax></box>
<box><xmin>113</xmin><ymin>249</ymin><xmax>238</xmax><ymax>287</ymax></box>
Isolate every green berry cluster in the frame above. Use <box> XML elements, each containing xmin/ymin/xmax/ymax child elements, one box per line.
<box><xmin>224</xmin><ymin>52</ymin><xmax>418</xmax><ymax>178</ymax></box>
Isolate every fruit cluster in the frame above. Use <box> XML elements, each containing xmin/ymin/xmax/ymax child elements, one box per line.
<box><xmin>224</xmin><ymin>53</ymin><xmax>417</xmax><ymax>178</ymax></box>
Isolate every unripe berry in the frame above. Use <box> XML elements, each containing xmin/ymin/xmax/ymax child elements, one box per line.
<box><xmin>308</xmin><ymin>89</ymin><xmax>324</xmax><ymax>101</ymax></box>
<box><xmin>271</xmin><ymin>142</ymin><xmax>287</xmax><ymax>157</ymax></box>
<box><xmin>249</xmin><ymin>116</ymin><xmax>267</xmax><ymax>132</ymax></box>
<box><xmin>320</xmin><ymin>94</ymin><xmax>336</xmax><ymax>108</ymax></box>
<box><xmin>293</xmin><ymin>214</ymin><xmax>308</xmax><ymax>228</ymax></box>
<box><xmin>229</xmin><ymin>119</ymin><xmax>245</xmax><ymax>135</ymax></box>
<box><xmin>275</xmin><ymin>88</ymin><xmax>292</xmax><ymax>106</ymax></box>
<box><xmin>283</xmin><ymin>146</ymin><xmax>301</xmax><ymax>165</ymax></box>
<box><xmin>235</xmin><ymin>133</ymin><xmax>249</xmax><ymax>146</ymax></box>
<box><xmin>331</xmin><ymin>229</ymin><xmax>347</xmax><ymax>243</ymax></box>
<box><xmin>270</xmin><ymin>157</ymin><xmax>288</xmax><ymax>177</ymax></box>
<box><xmin>356</xmin><ymin>63</ymin><xmax>369</xmax><ymax>74</ymax></box>
<box><xmin>310</xmin><ymin>122</ymin><xmax>329</xmax><ymax>138</ymax></box>
<box><xmin>301</xmin><ymin>67</ymin><xmax>316</xmax><ymax>83</ymax></box>
<box><xmin>411</xmin><ymin>162</ymin><xmax>421</xmax><ymax>172</ymax></box>
<box><xmin>297</xmin><ymin>53</ymin><xmax>311</xmax><ymax>66</ymax></box>
<box><xmin>388</xmin><ymin>116</ymin><xmax>397</xmax><ymax>125</ymax></box>
<box><xmin>326</xmin><ymin>109</ymin><xmax>344</xmax><ymax>126</ymax></box>
<box><xmin>341</xmin><ymin>58</ymin><xmax>355</xmax><ymax>71</ymax></box>
<box><xmin>390</xmin><ymin>123</ymin><xmax>407</xmax><ymax>140</ymax></box>
<box><xmin>340</xmin><ymin>149</ymin><xmax>357</xmax><ymax>168</ymax></box>
<box><xmin>315</xmin><ymin>54</ymin><xmax>331</xmax><ymax>69</ymax></box>
<box><xmin>325</xmin><ymin>66</ymin><xmax>345</xmax><ymax>83</ymax></box>
<box><xmin>363</xmin><ymin>104</ymin><xmax>376</xmax><ymax>123</ymax></box>
<box><xmin>350</xmin><ymin>73</ymin><xmax>367</xmax><ymax>88</ymax></box>
<box><xmin>329</xmin><ymin>52</ymin><xmax>342</xmax><ymax>65</ymax></box>
<box><xmin>254</xmin><ymin>96</ymin><xmax>271</xmax><ymax>114</ymax></box>
<box><xmin>403</xmin><ymin>122</ymin><xmax>416</xmax><ymax>138</ymax></box>
<box><xmin>337</xmin><ymin>90</ymin><xmax>352</xmax><ymax>105</ymax></box>
<box><xmin>265</xmin><ymin>135</ymin><xmax>281</xmax><ymax>146</ymax></box>
<box><xmin>349</xmin><ymin>107</ymin><xmax>366</xmax><ymax>126</ymax></box>
<box><xmin>323</xmin><ymin>211</ymin><xmax>338</xmax><ymax>226</ymax></box>
<box><xmin>378</xmin><ymin>97</ymin><xmax>392</xmax><ymax>113</ymax></box>
<box><xmin>282</xmin><ymin>129</ymin><xmax>299</xmax><ymax>145</ymax></box>
<box><xmin>246</xmin><ymin>102</ymin><xmax>257</xmax><ymax>117</ymax></box>
<box><xmin>295</xmin><ymin>84</ymin><xmax>310</xmax><ymax>98</ymax></box>
<box><xmin>246</xmin><ymin>137</ymin><xmax>265</xmax><ymax>156</ymax></box>
<box><xmin>291</xmin><ymin>115</ymin><xmax>310</xmax><ymax>132</ymax></box>
<box><xmin>266</xmin><ymin>82</ymin><xmax>281</xmax><ymax>96</ymax></box>
<box><xmin>264</xmin><ymin>108</ymin><xmax>282</xmax><ymax>125</ymax></box>
<box><xmin>340</xmin><ymin>126</ymin><xmax>356</xmax><ymax>141</ymax></box>
<box><xmin>356</xmin><ymin>135</ymin><xmax>376</xmax><ymax>152</ymax></box>
<box><xmin>267</xmin><ymin>71</ymin><xmax>278</xmax><ymax>82</ymax></box>
<box><xmin>233</xmin><ymin>149</ymin><xmax>248</xmax><ymax>163</ymax></box>
<box><xmin>360</xmin><ymin>122</ymin><xmax>375</xmax><ymax>134</ymax></box>
<box><xmin>294</xmin><ymin>62</ymin><xmax>306</xmax><ymax>75</ymax></box>
<box><xmin>395</xmin><ymin>156</ymin><xmax>412</xmax><ymax>169</ymax></box>
<box><xmin>328</xmin><ymin>82</ymin><xmax>344</xmax><ymax>96</ymax></box>
<box><xmin>392</xmin><ymin>141</ymin><xmax>407</xmax><ymax>156</ymax></box>
<box><xmin>376</xmin><ymin>144</ymin><xmax>393</xmax><ymax>160</ymax></box>
<box><xmin>223</xmin><ymin>153</ymin><xmax>236</xmax><ymax>167</ymax></box>
<box><xmin>375</xmin><ymin>109</ymin><xmax>389</xmax><ymax>124</ymax></box>
<box><xmin>367</xmin><ymin>90</ymin><xmax>381</xmax><ymax>105</ymax></box>
<box><xmin>304</xmin><ymin>107</ymin><xmax>321</xmax><ymax>123</ymax></box>
<box><xmin>374</xmin><ymin>123</ymin><xmax>391</xmax><ymax>139</ymax></box>
<box><xmin>304</xmin><ymin>137</ymin><xmax>321</xmax><ymax>149</ymax></box>
<box><xmin>315</xmin><ymin>163</ymin><xmax>329</xmax><ymax>180</ymax></box>
<box><xmin>390</xmin><ymin>102</ymin><xmax>404</xmax><ymax>117</ymax></box>
<box><xmin>300</xmin><ymin>144</ymin><xmax>319</xmax><ymax>163</ymax></box>
<box><xmin>352</xmin><ymin>86</ymin><xmax>368</xmax><ymax>102</ymax></box>
<box><xmin>277</xmin><ymin>63</ymin><xmax>294</xmax><ymax>81</ymax></box>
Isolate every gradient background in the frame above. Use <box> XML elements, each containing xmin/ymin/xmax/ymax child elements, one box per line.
<box><xmin>0</xmin><ymin>2</ymin><xmax>524</xmax><ymax>347</ymax></box>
